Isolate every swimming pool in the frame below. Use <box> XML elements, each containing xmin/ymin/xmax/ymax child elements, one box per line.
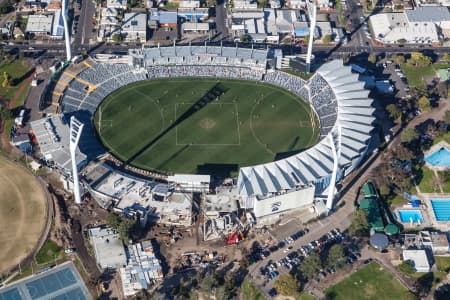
<box><xmin>398</xmin><ymin>210</ymin><xmax>424</xmax><ymax>223</ymax></box>
<box><xmin>425</xmin><ymin>147</ymin><xmax>450</xmax><ymax>167</ymax></box>
<box><xmin>431</xmin><ymin>199</ymin><xmax>450</xmax><ymax>221</ymax></box>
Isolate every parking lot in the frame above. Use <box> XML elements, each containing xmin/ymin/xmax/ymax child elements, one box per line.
<box><xmin>247</xmin><ymin>227</ymin><xmax>368</xmax><ymax>297</ymax></box>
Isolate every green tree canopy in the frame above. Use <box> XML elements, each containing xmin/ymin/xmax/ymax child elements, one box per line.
<box><xmin>106</xmin><ymin>212</ymin><xmax>121</xmax><ymax>230</ymax></box>
<box><xmin>418</xmin><ymin>96</ymin><xmax>431</xmax><ymax>111</ymax></box>
<box><xmin>398</xmin><ymin>260</ymin><xmax>415</xmax><ymax>275</ymax></box>
<box><xmin>117</xmin><ymin>218</ymin><xmax>135</xmax><ymax>244</ymax></box>
<box><xmin>322</xmin><ymin>34</ymin><xmax>332</xmax><ymax>43</ymax></box>
<box><xmin>442</xmin><ymin>54</ymin><xmax>450</xmax><ymax>63</ymax></box>
<box><xmin>400</xmin><ymin>128</ymin><xmax>419</xmax><ymax>144</ymax></box>
<box><xmin>326</xmin><ymin>244</ymin><xmax>345</xmax><ymax>269</ymax></box>
<box><xmin>111</xmin><ymin>33</ymin><xmax>123</xmax><ymax>42</ymax></box>
<box><xmin>392</xmin><ymin>54</ymin><xmax>405</xmax><ymax>65</ymax></box>
<box><xmin>274</xmin><ymin>274</ymin><xmax>300</xmax><ymax>296</ymax></box>
<box><xmin>444</xmin><ymin>110</ymin><xmax>450</xmax><ymax>124</ymax></box>
<box><xmin>298</xmin><ymin>252</ymin><xmax>322</xmax><ymax>281</ymax></box>
<box><xmin>408</xmin><ymin>52</ymin><xmax>432</xmax><ymax>68</ymax></box>
<box><xmin>386</xmin><ymin>103</ymin><xmax>401</xmax><ymax>120</ymax></box>
<box><xmin>349</xmin><ymin>209</ymin><xmax>370</xmax><ymax>237</ymax></box>
<box><xmin>368</xmin><ymin>54</ymin><xmax>377</xmax><ymax>64</ymax></box>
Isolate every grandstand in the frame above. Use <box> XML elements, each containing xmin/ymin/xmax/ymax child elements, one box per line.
<box><xmin>41</xmin><ymin>45</ymin><xmax>375</xmax><ymax>221</ymax></box>
<box><xmin>239</xmin><ymin>60</ymin><xmax>375</xmax><ymax>215</ymax></box>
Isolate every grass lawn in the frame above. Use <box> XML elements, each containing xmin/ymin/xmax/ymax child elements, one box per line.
<box><xmin>435</xmin><ymin>256</ymin><xmax>450</xmax><ymax>272</ymax></box>
<box><xmin>419</xmin><ymin>167</ymin><xmax>440</xmax><ymax>193</ymax></box>
<box><xmin>95</xmin><ymin>78</ymin><xmax>318</xmax><ymax>175</ymax></box>
<box><xmin>35</xmin><ymin>240</ymin><xmax>62</xmax><ymax>265</ymax></box>
<box><xmin>325</xmin><ymin>262</ymin><xmax>416</xmax><ymax>300</ymax></box>
<box><xmin>241</xmin><ymin>279</ymin><xmax>266</xmax><ymax>300</ymax></box>
<box><xmin>0</xmin><ymin>60</ymin><xmax>31</xmax><ymax>100</ymax></box>
<box><xmin>296</xmin><ymin>293</ymin><xmax>316</xmax><ymax>300</ymax></box>
<box><xmin>401</xmin><ymin>63</ymin><xmax>435</xmax><ymax>88</ymax></box>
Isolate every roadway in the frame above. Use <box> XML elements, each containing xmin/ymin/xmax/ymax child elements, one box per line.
<box><xmin>73</xmin><ymin>0</ymin><xmax>96</xmax><ymax>52</ymax></box>
<box><xmin>213</xmin><ymin>0</ymin><xmax>228</xmax><ymax>41</ymax></box>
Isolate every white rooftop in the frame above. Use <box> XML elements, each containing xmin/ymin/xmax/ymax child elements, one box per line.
<box><xmin>89</xmin><ymin>227</ymin><xmax>127</xmax><ymax>269</ymax></box>
<box><xmin>403</xmin><ymin>250</ymin><xmax>430</xmax><ymax>272</ymax></box>
<box><xmin>26</xmin><ymin>14</ymin><xmax>53</xmax><ymax>33</ymax></box>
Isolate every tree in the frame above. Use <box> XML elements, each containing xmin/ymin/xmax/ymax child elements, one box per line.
<box><xmin>418</xmin><ymin>96</ymin><xmax>431</xmax><ymax>111</ymax></box>
<box><xmin>386</xmin><ymin>103</ymin><xmax>401</xmax><ymax>120</ymax></box>
<box><xmin>368</xmin><ymin>54</ymin><xmax>377</xmax><ymax>64</ymax></box>
<box><xmin>106</xmin><ymin>212</ymin><xmax>121</xmax><ymax>230</ymax></box>
<box><xmin>322</xmin><ymin>34</ymin><xmax>332</xmax><ymax>43</ymax></box>
<box><xmin>435</xmin><ymin>284</ymin><xmax>450</xmax><ymax>300</ymax></box>
<box><xmin>117</xmin><ymin>218</ymin><xmax>135</xmax><ymax>244</ymax></box>
<box><xmin>303</xmin><ymin>35</ymin><xmax>310</xmax><ymax>45</ymax></box>
<box><xmin>442</xmin><ymin>53</ymin><xmax>450</xmax><ymax>63</ymax></box>
<box><xmin>200</xmin><ymin>275</ymin><xmax>217</xmax><ymax>293</ymax></box>
<box><xmin>326</xmin><ymin>244</ymin><xmax>345</xmax><ymax>269</ymax></box>
<box><xmin>444</xmin><ymin>110</ymin><xmax>450</xmax><ymax>124</ymax></box>
<box><xmin>394</xmin><ymin>144</ymin><xmax>415</xmax><ymax>161</ymax></box>
<box><xmin>111</xmin><ymin>33</ymin><xmax>123</xmax><ymax>42</ymax></box>
<box><xmin>274</xmin><ymin>274</ymin><xmax>300</xmax><ymax>296</ymax></box>
<box><xmin>349</xmin><ymin>209</ymin><xmax>369</xmax><ymax>237</ymax></box>
<box><xmin>408</xmin><ymin>52</ymin><xmax>432</xmax><ymax>68</ymax></box>
<box><xmin>240</xmin><ymin>34</ymin><xmax>249</xmax><ymax>42</ymax></box>
<box><xmin>0</xmin><ymin>107</ymin><xmax>12</xmax><ymax>121</ymax></box>
<box><xmin>298</xmin><ymin>252</ymin><xmax>321</xmax><ymax>281</ymax></box>
<box><xmin>400</xmin><ymin>128</ymin><xmax>419</xmax><ymax>144</ymax></box>
<box><xmin>392</xmin><ymin>54</ymin><xmax>405</xmax><ymax>65</ymax></box>
<box><xmin>398</xmin><ymin>260</ymin><xmax>415</xmax><ymax>275</ymax></box>
<box><xmin>2</xmin><ymin>72</ymin><xmax>9</xmax><ymax>88</ymax></box>
<box><xmin>397</xmin><ymin>38</ymin><xmax>406</xmax><ymax>45</ymax></box>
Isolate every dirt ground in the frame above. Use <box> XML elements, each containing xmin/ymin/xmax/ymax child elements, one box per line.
<box><xmin>0</xmin><ymin>157</ymin><xmax>47</xmax><ymax>274</ymax></box>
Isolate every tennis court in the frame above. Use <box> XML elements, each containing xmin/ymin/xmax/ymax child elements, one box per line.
<box><xmin>0</xmin><ymin>262</ymin><xmax>91</xmax><ymax>300</ymax></box>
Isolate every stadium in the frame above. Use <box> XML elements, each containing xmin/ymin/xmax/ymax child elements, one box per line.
<box><xmin>35</xmin><ymin>45</ymin><xmax>375</xmax><ymax>222</ymax></box>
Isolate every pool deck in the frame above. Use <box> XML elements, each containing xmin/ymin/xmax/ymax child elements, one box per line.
<box><xmin>395</xmin><ymin>204</ymin><xmax>434</xmax><ymax>230</ymax></box>
<box><xmin>424</xmin><ymin>141</ymin><xmax>450</xmax><ymax>171</ymax></box>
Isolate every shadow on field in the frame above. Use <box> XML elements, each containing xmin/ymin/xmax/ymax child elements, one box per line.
<box><xmin>274</xmin><ymin>149</ymin><xmax>303</xmax><ymax>161</ymax></box>
<box><xmin>197</xmin><ymin>163</ymin><xmax>238</xmax><ymax>178</ymax></box>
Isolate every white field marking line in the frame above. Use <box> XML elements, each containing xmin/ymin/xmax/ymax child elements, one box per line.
<box><xmin>131</xmin><ymin>88</ymin><xmax>165</xmax><ymax>133</ymax></box>
<box><xmin>175</xmin><ymin>102</ymin><xmax>240</xmax><ymax>146</ymax></box>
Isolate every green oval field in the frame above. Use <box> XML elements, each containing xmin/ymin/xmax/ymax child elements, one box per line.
<box><xmin>94</xmin><ymin>78</ymin><xmax>319</xmax><ymax>175</ymax></box>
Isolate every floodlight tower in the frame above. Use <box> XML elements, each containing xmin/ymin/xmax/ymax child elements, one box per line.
<box><xmin>306</xmin><ymin>0</ymin><xmax>317</xmax><ymax>73</ymax></box>
<box><xmin>61</xmin><ymin>0</ymin><xmax>72</xmax><ymax>61</ymax></box>
<box><xmin>69</xmin><ymin>116</ymin><xmax>84</xmax><ymax>204</ymax></box>
<box><xmin>326</xmin><ymin>131</ymin><xmax>339</xmax><ymax>210</ymax></box>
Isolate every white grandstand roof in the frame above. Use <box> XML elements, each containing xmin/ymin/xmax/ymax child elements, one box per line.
<box><xmin>237</xmin><ymin>60</ymin><xmax>375</xmax><ymax>197</ymax></box>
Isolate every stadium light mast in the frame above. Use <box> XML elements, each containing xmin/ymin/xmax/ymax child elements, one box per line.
<box><xmin>326</xmin><ymin>132</ymin><xmax>339</xmax><ymax>210</ymax></box>
<box><xmin>61</xmin><ymin>0</ymin><xmax>72</xmax><ymax>61</ymax></box>
<box><xmin>306</xmin><ymin>0</ymin><xmax>317</xmax><ymax>73</ymax></box>
<box><xmin>69</xmin><ymin>116</ymin><xmax>84</xmax><ymax>204</ymax></box>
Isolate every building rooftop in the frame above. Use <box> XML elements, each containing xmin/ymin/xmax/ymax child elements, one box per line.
<box><xmin>122</xmin><ymin>13</ymin><xmax>147</xmax><ymax>32</ymax></box>
<box><xmin>120</xmin><ymin>241</ymin><xmax>163</xmax><ymax>297</ymax></box>
<box><xmin>403</xmin><ymin>249</ymin><xmax>430</xmax><ymax>272</ymax></box>
<box><xmin>406</xmin><ymin>6</ymin><xmax>450</xmax><ymax>23</ymax></box>
<box><xmin>26</xmin><ymin>14</ymin><xmax>53</xmax><ymax>33</ymax></box>
<box><xmin>89</xmin><ymin>226</ymin><xmax>127</xmax><ymax>269</ymax></box>
<box><xmin>30</xmin><ymin>115</ymin><xmax>86</xmax><ymax>172</ymax></box>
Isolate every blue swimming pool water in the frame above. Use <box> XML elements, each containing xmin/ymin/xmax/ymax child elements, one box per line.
<box><xmin>398</xmin><ymin>210</ymin><xmax>424</xmax><ymax>222</ymax></box>
<box><xmin>431</xmin><ymin>199</ymin><xmax>450</xmax><ymax>221</ymax></box>
<box><xmin>425</xmin><ymin>147</ymin><xmax>450</xmax><ymax>167</ymax></box>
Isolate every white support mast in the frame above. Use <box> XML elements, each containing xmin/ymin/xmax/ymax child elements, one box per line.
<box><xmin>61</xmin><ymin>0</ymin><xmax>72</xmax><ymax>61</ymax></box>
<box><xmin>69</xmin><ymin>116</ymin><xmax>84</xmax><ymax>204</ymax></box>
<box><xmin>326</xmin><ymin>132</ymin><xmax>339</xmax><ymax>210</ymax></box>
<box><xmin>306</xmin><ymin>1</ymin><xmax>317</xmax><ymax>73</ymax></box>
